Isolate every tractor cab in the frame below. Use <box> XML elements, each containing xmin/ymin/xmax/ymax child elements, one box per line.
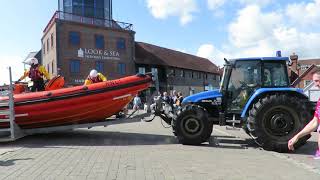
<box><xmin>154</xmin><ymin>55</ymin><xmax>312</xmax><ymax>152</ymax></box>
<box><xmin>220</xmin><ymin>57</ymin><xmax>290</xmax><ymax>113</ymax></box>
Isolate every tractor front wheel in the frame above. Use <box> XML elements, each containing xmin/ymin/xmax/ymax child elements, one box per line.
<box><xmin>173</xmin><ymin>105</ymin><xmax>211</xmax><ymax>145</ymax></box>
<box><xmin>247</xmin><ymin>94</ymin><xmax>311</xmax><ymax>152</ymax></box>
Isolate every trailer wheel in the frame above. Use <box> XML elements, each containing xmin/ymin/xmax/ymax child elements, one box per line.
<box><xmin>173</xmin><ymin>105</ymin><xmax>210</xmax><ymax>145</ymax></box>
<box><xmin>247</xmin><ymin>94</ymin><xmax>312</xmax><ymax>152</ymax></box>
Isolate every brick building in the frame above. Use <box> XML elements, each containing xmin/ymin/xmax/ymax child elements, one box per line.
<box><xmin>41</xmin><ymin>10</ymin><xmax>135</xmax><ymax>85</ymax></box>
<box><xmin>135</xmin><ymin>42</ymin><xmax>220</xmax><ymax>96</ymax></box>
<box><xmin>37</xmin><ymin>0</ymin><xmax>221</xmax><ymax>96</ymax></box>
<box><xmin>289</xmin><ymin>53</ymin><xmax>320</xmax><ymax>88</ymax></box>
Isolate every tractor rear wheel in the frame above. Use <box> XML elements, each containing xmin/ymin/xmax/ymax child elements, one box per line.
<box><xmin>173</xmin><ymin>105</ymin><xmax>211</xmax><ymax>145</ymax></box>
<box><xmin>247</xmin><ymin>94</ymin><xmax>312</xmax><ymax>152</ymax></box>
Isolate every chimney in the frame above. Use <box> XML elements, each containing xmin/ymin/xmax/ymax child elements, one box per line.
<box><xmin>290</xmin><ymin>52</ymin><xmax>298</xmax><ymax>73</ymax></box>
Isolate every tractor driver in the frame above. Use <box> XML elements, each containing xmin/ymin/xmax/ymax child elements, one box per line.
<box><xmin>228</xmin><ymin>67</ymin><xmax>247</xmax><ymax>109</ymax></box>
<box><xmin>229</xmin><ymin>65</ymin><xmax>259</xmax><ymax>108</ymax></box>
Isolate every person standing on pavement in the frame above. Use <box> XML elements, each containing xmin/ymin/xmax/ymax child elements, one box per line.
<box><xmin>176</xmin><ymin>92</ymin><xmax>184</xmax><ymax>107</ymax></box>
<box><xmin>288</xmin><ymin>70</ymin><xmax>320</xmax><ymax>159</ymax></box>
<box><xmin>162</xmin><ymin>92</ymin><xmax>173</xmax><ymax>105</ymax></box>
<box><xmin>133</xmin><ymin>94</ymin><xmax>142</xmax><ymax>111</ymax></box>
<box><xmin>171</xmin><ymin>90</ymin><xmax>178</xmax><ymax>104</ymax></box>
<box><xmin>17</xmin><ymin>58</ymin><xmax>51</xmax><ymax>92</ymax></box>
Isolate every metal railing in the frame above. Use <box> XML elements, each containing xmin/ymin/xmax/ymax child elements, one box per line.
<box><xmin>44</xmin><ymin>11</ymin><xmax>133</xmax><ymax>33</ymax></box>
<box><xmin>0</xmin><ymin>67</ymin><xmax>24</xmax><ymax>142</ymax></box>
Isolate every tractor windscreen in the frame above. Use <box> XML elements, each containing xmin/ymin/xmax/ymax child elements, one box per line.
<box><xmin>226</xmin><ymin>60</ymin><xmax>261</xmax><ymax>111</ymax></box>
<box><xmin>262</xmin><ymin>62</ymin><xmax>289</xmax><ymax>87</ymax></box>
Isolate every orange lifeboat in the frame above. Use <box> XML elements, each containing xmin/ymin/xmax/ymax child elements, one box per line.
<box><xmin>0</xmin><ymin>74</ymin><xmax>152</xmax><ymax>129</ymax></box>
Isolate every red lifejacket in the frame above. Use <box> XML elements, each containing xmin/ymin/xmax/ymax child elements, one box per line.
<box><xmin>87</xmin><ymin>75</ymin><xmax>103</xmax><ymax>83</ymax></box>
<box><xmin>28</xmin><ymin>65</ymin><xmax>43</xmax><ymax>81</ymax></box>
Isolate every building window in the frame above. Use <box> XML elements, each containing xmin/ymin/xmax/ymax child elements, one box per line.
<box><xmin>63</xmin><ymin>0</ymin><xmax>72</xmax><ymax>13</ymax></box>
<box><xmin>151</xmin><ymin>68</ymin><xmax>158</xmax><ymax>76</ymax></box>
<box><xmin>117</xmin><ymin>38</ymin><xmax>126</xmax><ymax>50</ymax></box>
<box><xmin>95</xmin><ymin>61</ymin><xmax>104</xmax><ymax>73</ymax></box>
<box><xmin>84</xmin><ymin>0</ymin><xmax>95</xmax><ymax>18</ymax></box>
<box><xmin>198</xmin><ymin>72</ymin><xmax>202</xmax><ymax>79</ymax></box>
<box><xmin>169</xmin><ymin>69</ymin><xmax>175</xmax><ymax>77</ymax></box>
<box><xmin>72</xmin><ymin>0</ymin><xmax>83</xmax><ymax>16</ymax></box>
<box><xmin>51</xmin><ymin>33</ymin><xmax>54</xmax><ymax>48</ymax></box>
<box><xmin>95</xmin><ymin>0</ymin><xmax>104</xmax><ymax>18</ymax></box>
<box><xmin>304</xmin><ymin>80</ymin><xmax>312</xmax><ymax>87</ymax></box>
<box><xmin>138</xmin><ymin>67</ymin><xmax>145</xmax><ymax>74</ymax></box>
<box><xmin>52</xmin><ymin>61</ymin><xmax>54</xmax><ymax>74</ymax></box>
<box><xmin>151</xmin><ymin>68</ymin><xmax>158</xmax><ymax>73</ymax></box>
<box><xmin>95</xmin><ymin>34</ymin><xmax>104</xmax><ymax>49</ymax></box>
<box><xmin>118</xmin><ymin>63</ymin><xmax>126</xmax><ymax>75</ymax></box>
<box><xmin>205</xmin><ymin>74</ymin><xmax>208</xmax><ymax>80</ymax></box>
<box><xmin>191</xmin><ymin>71</ymin><xmax>194</xmax><ymax>78</ymax></box>
<box><xmin>180</xmin><ymin>70</ymin><xmax>185</xmax><ymax>77</ymax></box>
<box><xmin>47</xmin><ymin>64</ymin><xmax>50</xmax><ymax>74</ymax></box>
<box><xmin>69</xmin><ymin>31</ymin><xmax>80</xmax><ymax>46</ymax></box>
<box><xmin>301</xmin><ymin>65</ymin><xmax>310</xmax><ymax>70</ymax></box>
<box><xmin>43</xmin><ymin>43</ymin><xmax>45</xmax><ymax>55</ymax></box>
<box><xmin>47</xmin><ymin>39</ymin><xmax>49</xmax><ymax>53</ymax></box>
<box><xmin>70</xmin><ymin>60</ymin><xmax>80</xmax><ymax>73</ymax></box>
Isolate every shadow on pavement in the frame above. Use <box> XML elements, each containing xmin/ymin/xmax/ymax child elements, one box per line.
<box><xmin>210</xmin><ymin>135</ymin><xmax>319</xmax><ymax>155</ymax></box>
<box><xmin>207</xmin><ymin>136</ymin><xmax>260</xmax><ymax>150</ymax></box>
<box><xmin>290</xmin><ymin>141</ymin><xmax>319</xmax><ymax>156</ymax></box>
<box><xmin>0</xmin><ymin>158</ymin><xmax>32</xmax><ymax>167</ymax></box>
<box><xmin>3</xmin><ymin>125</ymin><xmax>314</xmax><ymax>154</ymax></box>
<box><xmin>1</xmin><ymin>131</ymin><xmax>261</xmax><ymax>151</ymax></box>
<box><xmin>1</xmin><ymin>130</ymin><xmax>178</xmax><ymax>148</ymax></box>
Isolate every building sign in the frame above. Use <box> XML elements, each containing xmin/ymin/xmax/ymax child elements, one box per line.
<box><xmin>77</xmin><ymin>48</ymin><xmax>120</xmax><ymax>60</ymax></box>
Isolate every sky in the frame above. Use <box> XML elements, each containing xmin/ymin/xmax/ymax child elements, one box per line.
<box><xmin>1</xmin><ymin>0</ymin><xmax>320</xmax><ymax>84</ymax></box>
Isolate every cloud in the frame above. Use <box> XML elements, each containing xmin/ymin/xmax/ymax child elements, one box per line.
<box><xmin>146</xmin><ymin>0</ymin><xmax>197</xmax><ymax>25</ymax></box>
<box><xmin>199</xmin><ymin>2</ymin><xmax>320</xmax><ymax>62</ymax></box>
<box><xmin>196</xmin><ymin>44</ymin><xmax>230</xmax><ymax>66</ymax></box>
<box><xmin>0</xmin><ymin>55</ymin><xmax>25</xmax><ymax>85</ymax></box>
<box><xmin>286</xmin><ymin>0</ymin><xmax>320</xmax><ymax>27</ymax></box>
<box><xmin>273</xmin><ymin>27</ymin><xmax>320</xmax><ymax>58</ymax></box>
<box><xmin>228</xmin><ymin>5</ymin><xmax>282</xmax><ymax>48</ymax></box>
<box><xmin>226</xmin><ymin>4</ymin><xmax>320</xmax><ymax>58</ymax></box>
<box><xmin>206</xmin><ymin>0</ymin><xmax>273</xmax><ymax>12</ymax></box>
<box><xmin>238</xmin><ymin>0</ymin><xmax>273</xmax><ymax>6</ymax></box>
<box><xmin>207</xmin><ymin>0</ymin><xmax>226</xmax><ymax>10</ymax></box>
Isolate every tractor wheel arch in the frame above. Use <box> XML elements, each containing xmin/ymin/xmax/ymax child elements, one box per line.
<box><xmin>241</xmin><ymin>90</ymin><xmax>310</xmax><ymax>118</ymax></box>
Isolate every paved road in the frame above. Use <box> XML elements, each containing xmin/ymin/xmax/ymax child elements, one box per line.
<box><xmin>0</xmin><ymin>114</ymin><xmax>320</xmax><ymax>180</ymax></box>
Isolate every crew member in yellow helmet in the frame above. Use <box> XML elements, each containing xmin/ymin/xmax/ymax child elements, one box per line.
<box><xmin>84</xmin><ymin>69</ymin><xmax>107</xmax><ymax>85</ymax></box>
<box><xmin>17</xmin><ymin>58</ymin><xmax>51</xmax><ymax>92</ymax></box>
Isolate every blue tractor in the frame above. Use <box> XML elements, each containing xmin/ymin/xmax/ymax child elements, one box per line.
<box><xmin>154</xmin><ymin>56</ymin><xmax>313</xmax><ymax>152</ymax></box>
